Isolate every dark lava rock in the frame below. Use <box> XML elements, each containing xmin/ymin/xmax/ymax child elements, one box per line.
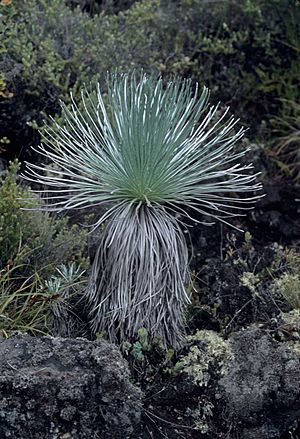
<box><xmin>0</xmin><ymin>334</ymin><xmax>142</xmax><ymax>439</ymax></box>
<box><xmin>220</xmin><ymin>328</ymin><xmax>300</xmax><ymax>439</ymax></box>
<box><xmin>252</xmin><ymin>181</ymin><xmax>300</xmax><ymax>243</ymax></box>
<box><xmin>142</xmin><ymin>327</ymin><xmax>300</xmax><ymax>438</ymax></box>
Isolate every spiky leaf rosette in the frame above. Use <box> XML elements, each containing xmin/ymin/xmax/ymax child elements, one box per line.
<box><xmin>23</xmin><ymin>73</ymin><xmax>262</xmax><ymax>346</ymax></box>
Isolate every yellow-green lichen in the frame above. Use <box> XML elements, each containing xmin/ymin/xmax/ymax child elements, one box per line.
<box><xmin>281</xmin><ymin>309</ymin><xmax>300</xmax><ymax>329</ymax></box>
<box><xmin>240</xmin><ymin>271</ymin><xmax>260</xmax><ymax>294</ymax></box>
<box><xmin>193</xmin><ymin>400</ymin><xmax>214</xmax><ymax>433</ymax></box>
<box><xmin>177</xmin><ymin>330</ymin><xmax>233</xmax><ymax>386</ymax></box>
<box><xmin>286</xmin><ymin>340</ymin><xmax>300</xmax><ymax>355</ymax></box>
<box><xmin>280</xmin><ymin>310</ymin><xmax>300</xmax><ymax>355</ymax></box>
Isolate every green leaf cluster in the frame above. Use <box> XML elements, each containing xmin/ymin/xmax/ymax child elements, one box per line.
<box><xmin>122</xmin><ymin>327</ymin><xmax>175</xmax><ymax>373</ymax></box>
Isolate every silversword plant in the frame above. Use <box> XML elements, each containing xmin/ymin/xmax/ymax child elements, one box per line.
<box><xmin>23</xmin><ymin>73</ymin><xmax>262</xmax><ymax>346</ymax></box>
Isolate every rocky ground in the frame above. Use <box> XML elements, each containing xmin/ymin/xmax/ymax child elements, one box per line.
<box><xmin>0</xmin><ymin>334</ymin><xmax>142</xmax><ymax>438</ymax></box>
<box><xmin>0</xmin><ymin>145</ymin><xmax>299</xmax><ymax>439</ymax></box>
<box><xmin>136</xmin><ymin>146</ymin><xmax>300</xmax><ymax>438</ymax></box>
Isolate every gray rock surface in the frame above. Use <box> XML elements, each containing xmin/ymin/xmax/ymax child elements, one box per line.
<box><xmin>220</xmin><ymin>328</ymin><xmax>300</xmax><ymax>439</ymax></box>
<box><xmin>0</xmin><ymin>334</ymin><xmax>142</xmax><ymax>439</ymax></box>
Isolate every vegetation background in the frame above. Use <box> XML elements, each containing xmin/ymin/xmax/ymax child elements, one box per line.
<box><xmin>0</xmin><ymin>0</ymin><xmax>300</xmax><ymax>437</ymax></box>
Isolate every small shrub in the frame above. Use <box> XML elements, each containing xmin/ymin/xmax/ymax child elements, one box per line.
<box><xmin>0</xmin><ymin>160</ymin><xmax>35</xmax><ymax>263</ymax></box>
<box><xmin>269</xmin><ymin>100</ymin><xmax>300</xmax><ymax>182</ymax></box>
<box><xmin>44</xmin><ymin>262</ymin><xmax>87</xmax><ymax>336</ymax></box>
<box><xmin>1</xmin><ymin>0</ymin><xmax>299</xmax><ymax>159</ymax></box>
<box><xmin>0</xmin><ymin>260</ymin><xmax>86</xmax><ymax>336</ymax></box>
<box><xmin>271</xmin><ymin>248</ymin><xmax>300</xmax><ymax>310</ymax></box>
<box><xmin>275</xmin><ymin>272</ymin><xmax>300</xmax><ymax>310</ymax></box>
<box><xmin>0</xmin><ymin>160</ymin><xmax>89</xmax><ymax>273</ymax></box>
<box><xmin>0</xmin><ymin>160</ymin><xmax>89</xmax><ymax>336</ymax></box>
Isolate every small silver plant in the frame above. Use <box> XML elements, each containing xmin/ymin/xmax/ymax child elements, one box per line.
<box><xmin>23</xmin><ymin>73</ymin><xmax>262</xmax><ymax>346</ymax></box>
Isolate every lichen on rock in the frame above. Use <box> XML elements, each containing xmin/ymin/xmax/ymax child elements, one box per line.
<box><xmin>220</xmin><ymin>327</ymin><xmax>300</xmax><ymax>439</ymax></box>
<box><xmin>177</xmin><ymin>329</ymin><xmax>233</xmax><ymax>387</ymax></box>
<box><xmin>0</xmin><ymin>333</ymin><xmax>142</xmax><ymax>439</ymax></box>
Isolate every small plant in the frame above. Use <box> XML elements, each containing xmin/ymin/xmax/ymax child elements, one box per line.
<box><xmin>0</xmin><ymin>161</ymin><xmax>89</xmax><ymax>336</ymax></box>
<box><xmin>0</xmin><ymin>261</ymin><xmax>85</xmax><ymax>337</ymax></box>
<box><xmin>0</xmin><ymin>160</ymin><xmax>89</xmax><ymax>271</ymax></box>
<box><xmin>272</xmin><ymin>248</ymin><xmax>300</xmax><ymax>310</ymax></box>
<box><xmin>44</xmin><ymin>262</ymin><xmax>86</xmax><ymax>336</ymax></box>
<box><xmin>270</xmin><ymin>100</ymin><xmax>300</xmax><ymax>182</ymax></box>
<box><xmin>0</xmin><ymin>260</ymin><xmax>83</xmax><ymax>336</ymax></box>
<box><xmin>122</xmin><ymin>327</ymin><xmax>151</xmax><ymax>363</ymax></box>
<box><xmin>275</xmin><ymin>272</ymin><xmax>300</xmax><ymax>310</ymax></box>
<box><xmin>23</xmin><ymin>72</ymin><xmax>262</xmax><ymax>346</ymax></box>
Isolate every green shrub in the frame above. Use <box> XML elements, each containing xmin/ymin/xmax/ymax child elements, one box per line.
<box><xmin>158</xmin><ymin>0</ymin><xmax>300</xmax><ymax>135</ymax></box>
<box><xmin>1</xmin><ymin>0</ymin><xmax>162</xmax><ymax>156</ymax></box>
<box><xmin>1</xmin><ymin>0</ymin><xmax>299</xmax><ymax>159</ymax></box>
<box><xmin>0</xmin><ymin>160</ymin><xmax>35</xmax><ymax>262</ymax></box>
<box><xmin>269</xmin><ymin>99</ymin><xmax>300</xmax><ymax>182</ymax></box>
<box><xmin>269</xmin><ymin>248</ymin><xmax>300</xmax><ymax>311</ymax></box>
<box><xmin>275</xmin><ymin>272</ymin><xmax>300</xmax><ymax>310</ymax></box>
<box><xmin>0</xmin><ymin>160</ymin><xmax>89</xmax><ymax>336</ymax></box>
<box><xmin>66</xmin><ymin>0</ymin><xmax>138</xmax><ymax>15</ymax></box>
<box><xmin>0</xmin><ymin>260</ymin><xmax>86</xmax><ymax>336</ymax></box>
<box><xmin>0</xmin><ymin>160</ymin><xmax>89</xmax><ymax>273</ymax></box>
<box><xmin>2</xmin><ymin>0</ymin><xmax>161</xmax><ymax>103</ymax></box>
